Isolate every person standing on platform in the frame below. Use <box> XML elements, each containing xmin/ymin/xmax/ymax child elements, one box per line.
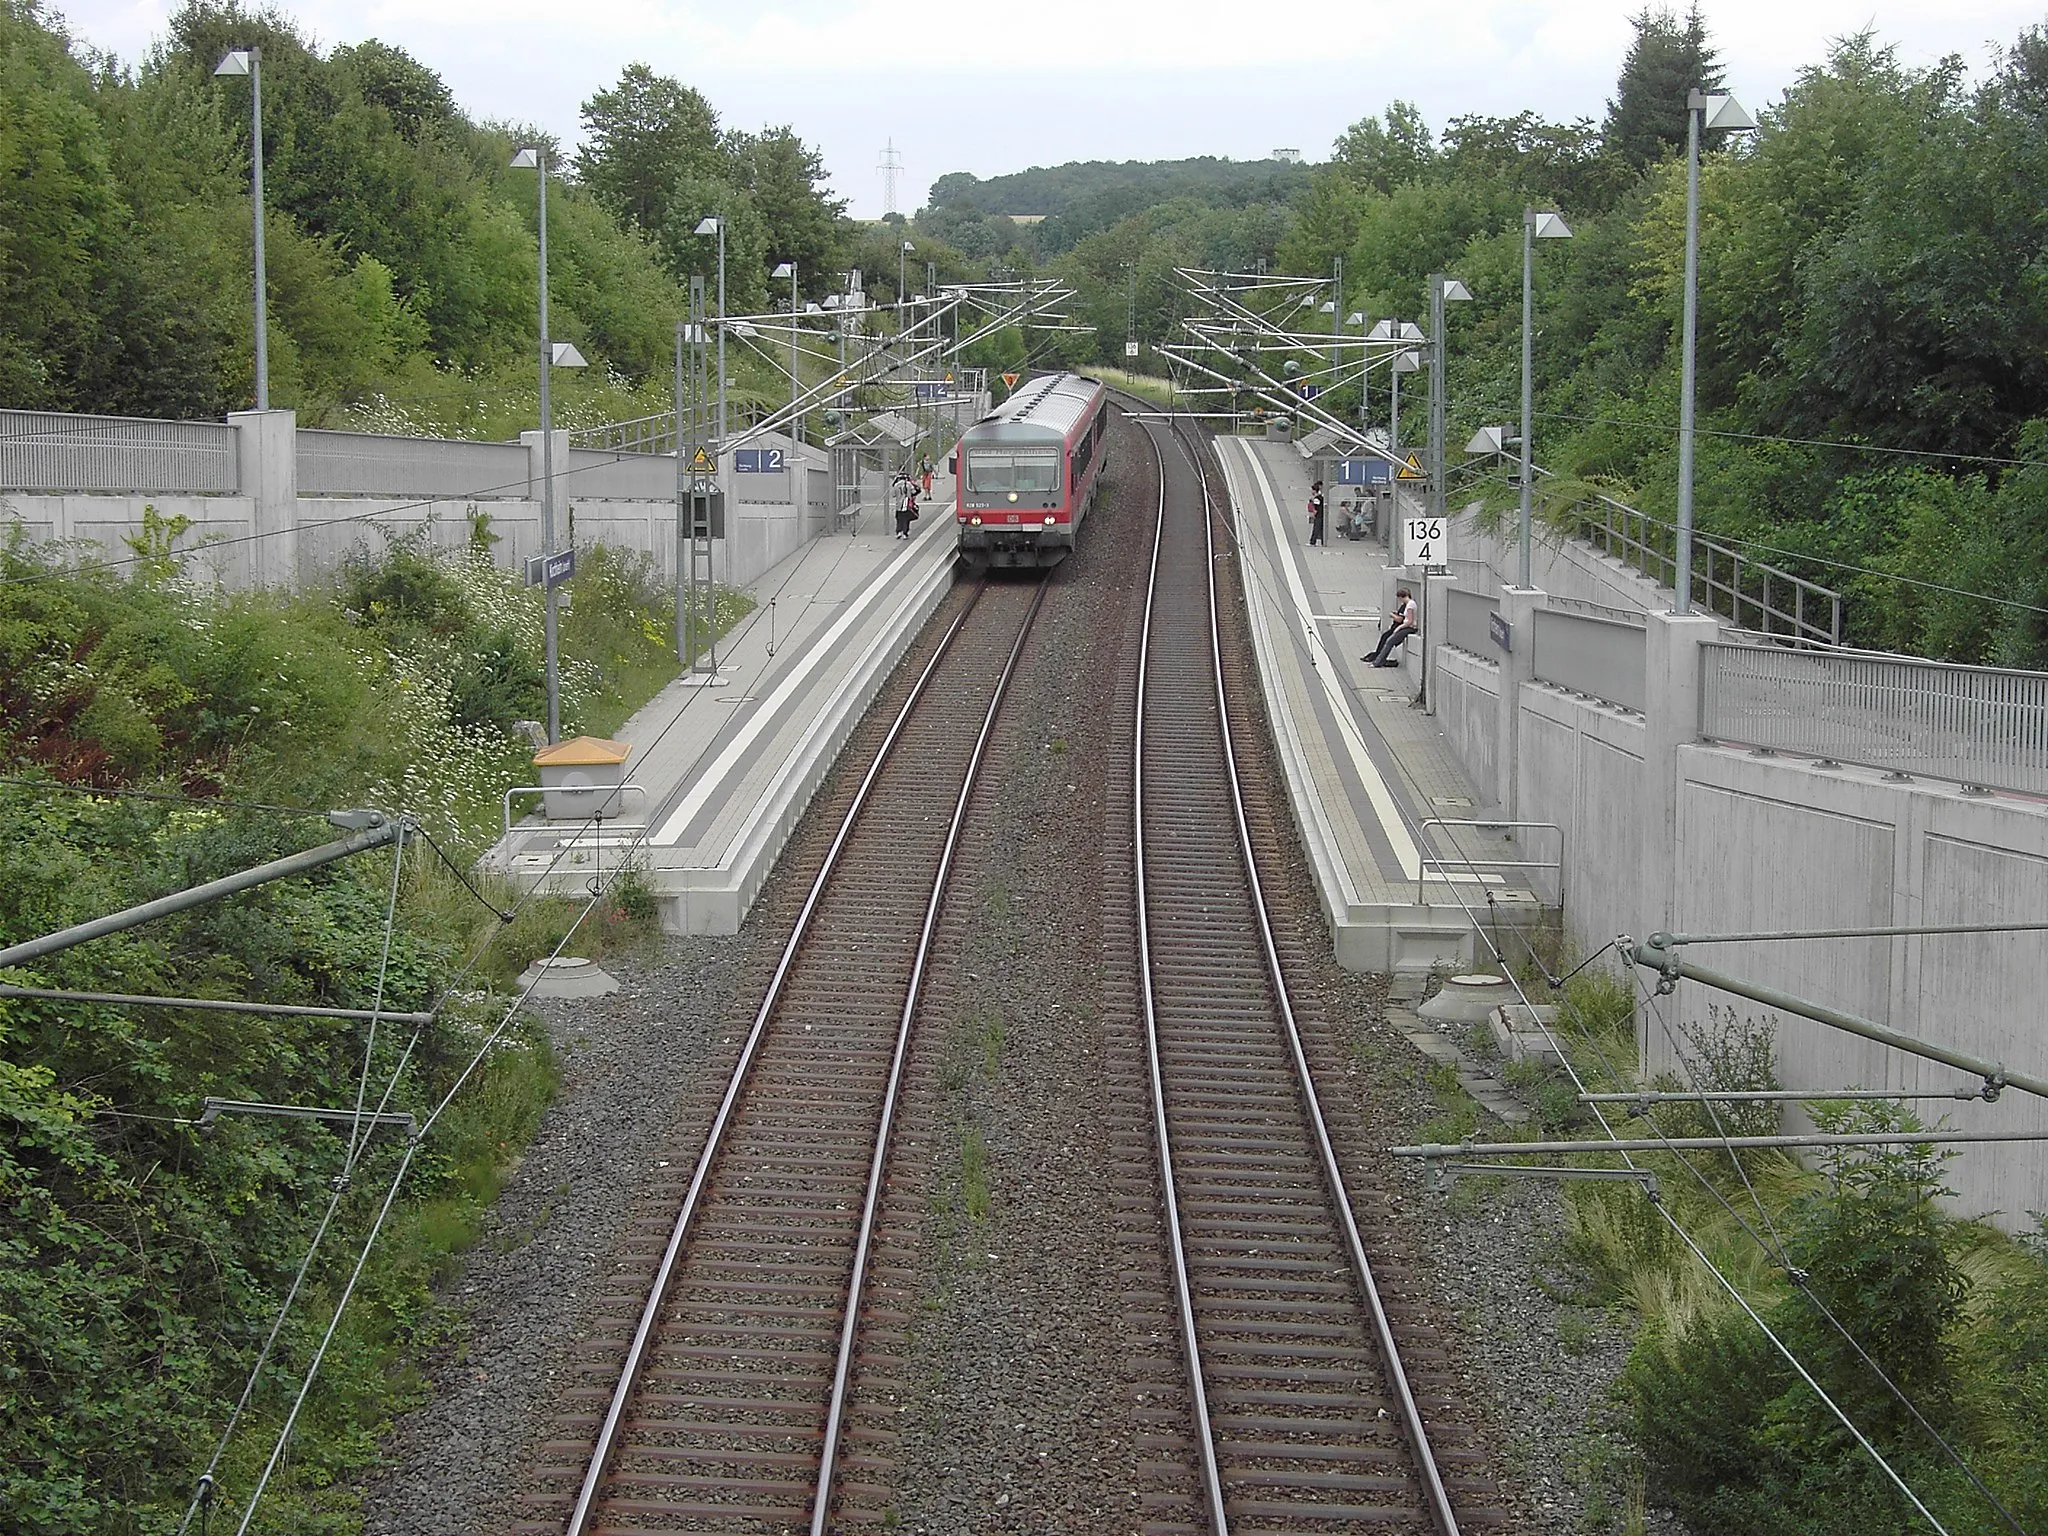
<box><xmin>920</xmin><ymin>454</ymin><xmax>935</xmax><ymax>499</ymax></box>
<box><xmin>1364</xmin><ymin>587</ymin><xmax>1419</xmax><ymax>666</ymax></box>
<box><xmin>1307</xmin><ymin>480</ymin><xmax>1326</xmax><ymax>546</ymax></box>
<box><xmin>896</xmin><ymin>481</ymin><xmax>920</xmax><ymax>539</ymax></box>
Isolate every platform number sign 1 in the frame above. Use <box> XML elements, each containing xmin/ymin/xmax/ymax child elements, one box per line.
<box><xmin>1402</xmin><ymin>515</ymin><xmax>1447</xmax><ymax>569</ymax></box>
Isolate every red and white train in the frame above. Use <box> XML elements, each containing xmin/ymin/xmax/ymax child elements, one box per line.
<box><xmin>954</xmin><ymin>372</ymin><xmax>1109</xmax><ymax>570</ymax></box>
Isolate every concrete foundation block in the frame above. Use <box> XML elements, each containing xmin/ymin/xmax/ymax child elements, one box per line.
<box><xmin>1490</xmin><ymin>1003</ymin><xmax>1563</xmax><ymax>1066</ymax></box>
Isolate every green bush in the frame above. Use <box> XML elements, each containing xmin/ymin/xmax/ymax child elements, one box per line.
<box><xmin>1621</xmin><ymin>1110</ymin><xmax>2006</xmax><ymax>1535</ymax></box>
<box><xmin>339</xmin><ymin>539</ymin><xmax>469</xmax><ymax>637</ymax></box>
<box><xmin>446</xmin><ymin>626</ymin><xmax>544</xmax><ymax>733</ymax></box>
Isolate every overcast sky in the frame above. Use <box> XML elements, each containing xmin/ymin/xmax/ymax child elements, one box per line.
<box><xmin>51</xmin><ymin>0</ymin><xmax>2048</xmax><ymax>217</ymax></box>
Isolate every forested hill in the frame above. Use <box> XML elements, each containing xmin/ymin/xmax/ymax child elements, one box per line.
<box><xmin>922</xmin><ymin>156</ymin><xmax>1316</xmax><ymax>257</ymax></box>
<box><xmin>929</xmin><ymin>155</ymin><xmax>1316</xmax><ymax>216</ymax></box>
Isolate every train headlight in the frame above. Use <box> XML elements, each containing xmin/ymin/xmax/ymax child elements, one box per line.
<box><xmin>1043</xmin><ymin>515</ymin><xmax>1056</xmax><ymax>526</ymax></box>
<box><xmin>968</xmin><ymin>515</ymin><xmax>982</xmax><ymax>526</ymax></box>
<box><xmin>1007</xmin><ymin>491</ymin><xmax>1018</xmax><ymax>502</ymax></box>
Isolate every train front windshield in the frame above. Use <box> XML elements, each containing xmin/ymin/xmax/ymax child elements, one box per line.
<box><xmin>967</xmin><ymin>447</ymin><xmax>1062</xmax><ymax>495</ymax></box>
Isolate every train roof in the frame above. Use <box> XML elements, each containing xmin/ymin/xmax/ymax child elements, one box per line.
<box><xmin>967</xmin><ymin>372</ymin><xmax>1104</xmax><ymax>442</ymax></box>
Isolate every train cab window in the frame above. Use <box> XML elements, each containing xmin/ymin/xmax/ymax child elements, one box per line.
<box><xmin>968</xmin><ymin>448</ymin><xmax>1061</xmax><ymax>494</ymax></box>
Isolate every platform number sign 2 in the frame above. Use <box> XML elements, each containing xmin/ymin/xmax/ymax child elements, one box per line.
<box><xmin>735</xmin><ymin>447</ymin><xmax>786</xmax><ymax>473</ymax></box>
<box><xmin>1402</xmin><ymin>516</ymin><xmax>1447</xmax><ymax>569</ymax></box>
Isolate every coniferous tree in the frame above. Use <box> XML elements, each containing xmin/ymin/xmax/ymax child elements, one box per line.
<box><xmin>1602</xmin><ymin>5</ymin><xmax>1725</xmax><ymax>169</ymax></box>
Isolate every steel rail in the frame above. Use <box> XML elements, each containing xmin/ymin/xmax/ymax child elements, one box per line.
<box><xmin>1130</xmin><ymin>411</ymin><xmax>1233</xmax><ymax>1536</ymax></box>
<box><xmin>808</xmin><ymin>574</ymin><xmax>1049</xmax><ymax>1534</ymax></box>
<box><xmin>562</xmin><ymin>582</ymin><xmax>991</xmax><ymax>1536</ymax></box>
<box><xmin>1161</xmin><ymin>409</ymin><xmax>1462</xmax><ymax>1536</ymax></box>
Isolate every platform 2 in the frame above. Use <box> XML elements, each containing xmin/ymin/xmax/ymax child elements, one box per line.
<box><xmin>480</xmin><ymin>484</ymin><xmax>959</xmax><ymax>933</ymax></box>
<box><xmin>1212</xmin><ymin>436</ymin><xmax>1552</xmax><ymax>972</ymax></box>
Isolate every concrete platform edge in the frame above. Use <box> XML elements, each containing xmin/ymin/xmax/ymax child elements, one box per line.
<box><xmin>1217</xmin><ymin>439</ymin><xmax>1477</xmax><ymax>975</ymax></box>
<box><xmin>661</xmin><ymin>549</ymin><xmax>960</xmax><ymax>935</ymax></box>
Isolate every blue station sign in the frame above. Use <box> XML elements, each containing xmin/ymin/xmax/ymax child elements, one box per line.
<box><xmin>524</xmin><ymin>548</ymin><xmax>576</xmax><ymax>589</ymax></box>
<box><xmin>1335</xmin><ymin>458</ymin><xmax>1393</xmax><ymax>486</ymax></box>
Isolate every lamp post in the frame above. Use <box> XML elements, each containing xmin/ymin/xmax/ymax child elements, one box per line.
<box><xmin>213</xmin><ymin>49</ymin><xmax>267</xmax><ymax>409</ymax></box>
<box><xmin>899</xmin><ymin>239</ymin><xmax>915</xmax><ymax>341</ymax></box>
<box><xmin>1327</xmin><ymin>256</ymin><xmax>1342</xmax><ymax>392</ymax></box>
<box><xmin>1427</xmin><ymin>275</ymin><xmax>1473</xmax><ymax>526</ymax></box>
<box><xmin>1348</xmin><ymin>311</ymin><xmax>1366</xmax><ymax>434</ymax></box>
<box><xmin>1389</xmin><ymin>327</ymin><xmax>1422</xmax><ymax>452</ymax></box>
<box><xmin>772</xmin><ymin>261</ymin><xmax>799</xmax><ymax>443</ymax></box>
<box><xmin>1675</xmin><ymin>91</ymin><xmax>1757</xmax><ymax>614</ymax></box>
<box><xmin>695</xmin><ymin>216</ymin><xmax>727</xmax><ymax>447</ymax></box>
<box><xmin>512</xmin><ymin>147</ymin><xmax>587</xmax><ymax>742</ymax></box>
<box><xmin>1519</xmin><ymin>209</ymin><xmax>1573</xmax><ymax>588</ymax></box>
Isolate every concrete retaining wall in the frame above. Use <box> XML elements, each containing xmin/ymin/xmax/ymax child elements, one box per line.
<box><xmin>1429</xmin><ymin>595</ymin><xmax>2048</xmax><ymax>1227</ymax></box>
<box><xmin>1</xmin><ymin>414</ymin><xmax>837</xmax><ymax>595</ymax></box>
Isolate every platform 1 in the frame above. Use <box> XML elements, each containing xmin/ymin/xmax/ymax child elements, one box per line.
<box><xmin>1212</xmin><ymin>437</ymin><xmax>1553</xmax><ymax>972</ymax></box>
<box><xmin>480</xmin><ymin>484</ymin><xmax>959</xmax><ymax>933</ymax></box>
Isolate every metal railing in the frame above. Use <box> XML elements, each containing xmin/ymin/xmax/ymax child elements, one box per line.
<box><xmin>1568</xmin><ymin>493</ymin><xmax>1842</xmax><ymax>645</ymax></box>
<box><xmin>1533</xmin><ymin>608</ymin><xmax>1647</xmax><ymax>714</ymax></box>
<box><xmin>1700</xmin><ymin>643</ymin><xmax>2048</xmax><ymax>796</ymax></box>
<box><xmin>1</xmin><ymin>409</ymin><xmax>238</xmax><ymax>494</ymax></box>
<box><xmin>572</xmin><ymin>413</ymin><xmax>675</xmax><ymax>454</ymax></box>
<box><xmin>1547</xmin><ymin>593</ymin><xmax>1648</xmax><ymax>626</ymax></box>
<box><xmin>298</xmin><ymin>429</ymin><xmax>529</xmax><ymax>499</ymax></box>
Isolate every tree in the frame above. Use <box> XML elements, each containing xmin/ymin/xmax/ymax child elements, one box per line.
<box><xmin>1333</xmin><ymin>101</ymin><xmax>1435</xmax><ymax>192</ymax></box>
<box><xmin>1439</xmin><ymin>111</ymin><xmax>1631</xmax><ymax>214</ymax></box>
<box><xmin>576</xmin><ymin>63</ymin><xmax>723</xmax><ymax>239</ymax></box>
<box><xmin>1603</xmin><ymin>5</ymin><xmax>1725</xmax><ymax>170</ymax></box>
<box><xmin>727</xmin><ymin>126</ymin><xmax>846</xmax><ymax>301</ymax></box>
<box><xmin>1273</xmin><ymin>171</ymin><xmax>1361</xmax><ymax>279</ymax></box>
<box><xmin>333</xmin><ymin>39</ymin><xmax>454</xmax><ymax>144</ymax></box>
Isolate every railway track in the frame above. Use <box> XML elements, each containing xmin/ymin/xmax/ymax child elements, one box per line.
<box><xmin>1128</xmin><ymin>414</ymin><xmax>1487</xmax><ymax>1535</ymax></box>
<box><xmin>517</xmin><ymin>573</ymin><xmax>1047</xmax><ymax>1535</ymax></box>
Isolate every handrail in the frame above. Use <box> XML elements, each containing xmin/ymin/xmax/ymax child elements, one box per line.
<box><xmin>500</xmin><ymin>782</ymin><xmax>645</xmax><ymax>837</ymax></box>
<box><xmin>1559</xmin><ymin>489</ymin><xmax>1843</xmax><ymax>645</ymax></box>
<box><xmin>1416</xmin><ymin>817</ymin><xmax>1564</xmax><ymax>909</ymax></box>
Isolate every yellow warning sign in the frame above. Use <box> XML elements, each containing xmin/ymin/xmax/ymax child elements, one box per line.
<box><xmin>689</xmin><ymin>447</ymin><xmax>715</xmax><ymax>471</ymax></box>
<box><xmin>1396</xmin><ymin>453</ymin><xmax>1426</xmax><ymax>480</ymax></box>
<box><xmin>1001</xmin><ymin>372</ymin><xmax>1020</xmax><ymax>388</ymax></box>
<box><xmin>943</xmin><ymin>371</ymin><xmax>954</xmax><ymax>383</ymax></box>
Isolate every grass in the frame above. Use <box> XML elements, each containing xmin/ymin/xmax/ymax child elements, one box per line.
<box><xmin>1515</xmin><ymin>951</ymin><xmax>2048</xmax><ymax>1532</ymax></box>
<box><xmin>1093</xmin><ymin>366</ymin><xmax>1178</xmax><ymax>407</ymax></box>
<box><xmin>929</xmin><ymin>1003</ymin><xmax>1006</xmax><ymax>1272</ymax></box>
<box><xmin>958</xmin><ymin>1126</ymin><xmax>992</xmax><ymax>1225</ymax></box>
<box><xmin>1418</xmin><ymin>1057</ymin><xmax>1481</xmax><ymax>1145</ymax></box>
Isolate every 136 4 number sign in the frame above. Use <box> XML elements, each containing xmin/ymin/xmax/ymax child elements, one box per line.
<box><xmin>1402</xmin><ymin>516</ymin><xmax>1448</xmax><ymax>568</ymax></box>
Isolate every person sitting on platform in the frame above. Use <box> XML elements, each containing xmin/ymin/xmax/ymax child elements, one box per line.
<box><xmin>1363</xmin><ymin>587</ymin><xmax>1418</xmax><ymax>667</ymax></box>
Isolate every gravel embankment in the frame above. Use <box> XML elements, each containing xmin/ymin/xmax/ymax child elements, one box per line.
<box><xmin>359</xmin><ymin>942</ymin><xmax>743</xmax><ymax>1535</ymax></box>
